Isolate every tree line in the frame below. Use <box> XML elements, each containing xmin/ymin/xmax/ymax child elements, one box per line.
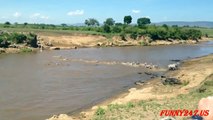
<box><xmin>0</xmin><ymin>15</ymin><xmax>202</xmax><ymax>41</ymax></box>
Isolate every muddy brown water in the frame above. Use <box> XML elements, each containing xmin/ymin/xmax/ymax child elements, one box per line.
<box><xmin>0</xmin><ymin>41</ymin><xmax>213</xmax><ymax>120</ymax></box>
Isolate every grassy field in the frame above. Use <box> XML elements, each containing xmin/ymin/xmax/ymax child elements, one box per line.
<box><xmin>196</xmin><ymin>28</ymin><xmax>213</xmax><ymax>38</ymax></box>
<box><xmin>92</xmin><ymin>74</ymin><xmax>213</xmax><ymax>120</ymax></box>
<box><xmin>0</xmin><ymin>27</ymin><xmax>118</xmax><ymax>38</ymax></box>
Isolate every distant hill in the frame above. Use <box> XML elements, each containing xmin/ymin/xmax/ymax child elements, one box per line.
<box><xmin>155</xmin><ymin>21</ymin><xmax>213</xmax><ymax>28</ymax></box>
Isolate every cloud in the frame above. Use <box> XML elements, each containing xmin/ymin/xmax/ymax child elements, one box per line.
<box><xmin>132</xmin><ymin>9</ymin><xmax>141</xmax><ymax>14</ymax></box>
<box><xmin>67</xmin><ymin>10</ymin><xmax>84</xmax><ymax>16</ymax></box>
<box><xmin>13</xmin><ymin>12</ymin><xmax>21</xmax><ymax>17</ymax></box>
<box><xmin>30</xmin><ymin>13</ymin><xmax>41</xmax><ymax>18</ymax></box>
<box><xmin>30</xmin><ymin>13</ymin><xmax>49</xmax><ymax>19</ymax></box>
<box><xmin>40</xmin><ymin>16</ymin><xmax>49</xmax><ymax>20</ymax></box>
<box><xmin>144</xmin><ymin>16</ymin><xmax>151</xmax><ymax>18</ymax></box>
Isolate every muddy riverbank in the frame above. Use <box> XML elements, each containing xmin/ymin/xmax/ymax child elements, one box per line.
<box><xmin>48</xmin><ymin>54</ymin><xmax>213</xmax><ymax>120</ymax></box>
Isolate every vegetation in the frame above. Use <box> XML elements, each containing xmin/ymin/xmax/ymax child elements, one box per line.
<box><xmin>84</xmin><ymin>18</ymin><xmax>100</xmax><ymax>26</ymax></box>
<box><xmin>137</xmin><ymin>17</ymin><xmax>151</xmax><ymax>28</ymax></box>
<box><xmin>0</xmin><ymin>15</ymin><xmax>206</xmax><ymax>43</ymax></box>
<box><xmin>0</xmin><ymin>31</ymin><xmax>38</xmax><ymax>48</ymax></box>
<box><xmin>20</xmin><ymin>47</ymin><xmax>33</xmax><ymax>53</ymax></box>
<box><xmin>124</xmin><ymin>16</ymin><xmax>132</xmax><ymax>25</ymax></box>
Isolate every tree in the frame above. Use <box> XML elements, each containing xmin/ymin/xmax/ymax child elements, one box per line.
<box><xmin>115</xmin><ymin>23</ymin><xmax>123</xmax><ymax>26</ymax></box>
<box><xmin>84</xmin><ymin>18</ymin><xmax>99</xmax><ymax>26</ymax></box>
<box><xmin>104</xmin><ymin>18</ymin><xmax>115</xmax><ymax>26</ymax></box>
<box><xmin>137</xmin><ymin>17</ymin><xmax>151</xmax><ymax>28</ymax></box>
<box><xmin>24</xmin><ymin>22</ymin><xmax>28</xmax><ymax>26</ymax></box>
<box><xmin>61</xmin><ymin>23</ymin><xmax>67</xmax><ymax>27</ymax></box>
<box><xmin>4</xmin><ymin>21</ymin><xmax>11</xmax><ymax>25</ymax></box>
<box><xmin>112</xmin><ymin>26</ymin><xmax>122</xmax><ymax>33</ymax></box>
<box><xmin>103</xmin><ymin>25</ymin><xmax>111</xmax><ymax>33</ymax></box>
<box><xmin>84</xmin><ymin>20</ymin><xmax>90</xmax><ymax>26</ymax></box>
<box><xmin>124</xmin><ymin>16</ymin><xmax>132</xmax><ymax>24</ymax></box>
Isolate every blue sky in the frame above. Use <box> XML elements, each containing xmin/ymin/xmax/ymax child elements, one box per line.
<box><xmin>0</xmin><ymin>0</ymin><xmax>212</xmax><ymax>24</ymax></box>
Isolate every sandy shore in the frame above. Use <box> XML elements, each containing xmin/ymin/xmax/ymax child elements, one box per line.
<box><xmin>47</xmin><ymin>53</ymin><xmax>213</xmax><ymax>120</ymax></box>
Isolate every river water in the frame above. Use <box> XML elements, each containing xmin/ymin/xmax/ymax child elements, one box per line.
<box><xmin>0</xmin><ymin>41</ymin><xmax>213</xmax><ymax>120</ymax></box>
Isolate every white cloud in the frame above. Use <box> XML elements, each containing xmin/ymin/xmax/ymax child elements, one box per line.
<box><xmin>13</xmin><ymin>12</ymin><xmax>21</xmax><ymax>17</ymax></box>
<box><xmin>30</xmin><ymin>13</ymin><xmax>41</xmax><ymax>18</ymax></box>
<box><xmin>40</xmin><ymin>16</ymin><xmax>49</xmax><ymax>20</ymax></box>
<box><xmin>67</xmin><ymin>10</ymin><xmax>84</xmax><ymax>16</ymax></box>
<box><xmin>30</xmin><ymin>13</ymin><xmax>49</xmax><ymax>20</ymax></box>
<box><xmin>132</xmin><ymin>9</ymin><xmax>141</xmax><ymax>14</ymax></box>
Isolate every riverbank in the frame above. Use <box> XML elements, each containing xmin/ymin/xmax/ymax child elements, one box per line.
<box><xmin>0</xmin><ymin>47</ymin><xmax>38</xmax><ymax>54</ymax></box>
<box><xmin>1</xmin><ymin>28</ymin><xmax>212</xmax><ymax>53</ymax></box>
<box><xmin>47</xmin><ymin>54</ymin><xmax>213</xmax><ymax>120</ymax></box>
<box><xmin>39</xmin><ymin>33</ymin><xmax>211</xmax><ymax>50</ymax></box>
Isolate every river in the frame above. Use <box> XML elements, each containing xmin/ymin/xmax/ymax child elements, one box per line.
<box><xmin>0</xmin><ymin>41</ymin><xmax>213</xmax><ymax>120</ymax></box>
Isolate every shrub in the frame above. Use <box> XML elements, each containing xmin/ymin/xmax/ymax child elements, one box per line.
<box><xmin>95</xmin><ymin>107</ymin><xmax>105</xmax><ymax>116</ymax></box>
<box><xmin>112</xmin><ymin>26</ymin><xmax>122</xmax><ymax>33</ymax></box>
<box><xmin>120</xmin><ymin>32</ymin><xmax>126</xmax><ymax>41</ymax></box>
<box><xmin>130</xmin><ymin>32</ymin><xmax>138</xmax><ymax>40</ymax></box>
<box><xmin>12</xmin><ymin>33</ymin><xmax>27</xmax><ymax>44</ymax></box>
<box><xmin>20</xmin><ymin>47</ymin><xmax>33</xmax><ymax>53</ymax></box>
<box><xmin>103</xmin><ymin>25</ymin><xmax>111</xmax><ymax>33</ymax></box>
<box><xmin>27</xmin><ymin>33</ymin><xmax>38</xmax><ymax>48</ymax></box>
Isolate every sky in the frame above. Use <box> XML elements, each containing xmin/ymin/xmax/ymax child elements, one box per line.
<box><xmin>0</xmin><ymin>0</ymin><xmax>212</xmax><ymax>24</ymax></box>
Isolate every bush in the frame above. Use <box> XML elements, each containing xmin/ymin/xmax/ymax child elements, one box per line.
<box><xmin>11</xmin><ymin>33</ymin><xmax>27</xmax><ymax>44</ymax></box>
<box><xmin>120</xmin><ymin>32</ymin><xmax>126</xmax><ymax>41</ymax></box>
<box><xmin>27</xmin><ymin>33</ymin><xmax>38</xmax><ymax>48</ymax></box>
<box><xmin>20</xmin><ymin>47</ymin><xmax>33</xmax><ymax>53</ymax></box>
<box><xmin>112</xmin><ymin>26</ymin><xmax>122</xmax><ymax>33</ymax></box>
<box><xmin>103</xmin><ymin>25</ymin><xmax>111</xmax><ymax>33</ymax></box>
<box><xmin>130</xmin><ymin>32</ymin><xmax>138</xmax><ymax>40</ymax></box>
<box><xmin>95</xmin><ymin>107</ymin><xmax>105</xmax><ymax>116</ymax></box>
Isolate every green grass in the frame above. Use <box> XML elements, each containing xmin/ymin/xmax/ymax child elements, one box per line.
<box><xmin>0</xmin><ymin>27</ymin><xmax>117</xmax><ymax>37</ymax></box>
<box><xmin>195</xmin><ymin>28</ymin><xmax>213</xmax><ymax>38</ymax></box>
<box><xmin>92</xmin><ymin>74</ymin><xmax>213</xmax><ymax>120</ymax></box>
<box><xmin>20</xmin><ymin>47</ymin><xmax>33</xmax><ymax>53</ymax></box>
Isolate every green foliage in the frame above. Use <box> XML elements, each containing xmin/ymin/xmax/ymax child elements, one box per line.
<box><xmin>4</xmin><ymin>21</ymin><xmax>11</xmax><ymax>25</ymax></box>
<box><xmin>126</xmin><ymin>102</ymin><xmax>135</xmax><ymax>109</ymax></box>
<box><xmin>85</xmin><ymin>18</ymin><xmax>99</xmax><ymax>26</ymax></box>
<box><xmin>11</xmin><ymin>33</ymin><xmax>27</xmax><ymax>44</ymax></box>
<box><xmin>27</xmin><ymin>33</ymin><xmax>38</xmax><ymax>48</ymax></box>
<box><xmin>139</xmin><ymin>41</ymin><xmax>148</xmax><ymax>46</ymax></box>
<box><xmin>204</xmin><ymin>80</ymin><xmax>213</xmax><ymax>86</ymax></box>
<box><xmin>146</xmin><ymin>25</ymin><xmax>202</xmax><ymax>40</ymax></box>
<box><xmin>104</xmin><ymin>18</ymin><xmax>115</xmax><ymax>26</ymax></box>
<box><xmin>115</xmin><ymin>23</ymin><xmax>123</xmax><ymax>26</ymax></box>
<box><xmin>20</xmin><ymin>47</ymin><xmax>33</xmax><ymax>53</ymax></box>
<box><xmin>124</xmin><ymin>15</ymin><xmax>132</xmax><ymax>24</ymax></box>
<box><xmin>0</xmin><ymin>16</ymin><xmax>203</xmax><ymax>42</ymax></box>
<box><xmin>111</xmin><ymin>26</ymin><xmax>122</xmax><ymax>33</ymax></box>
<box><xmin>95</xmin><ymin>107</ymin><xmax>105</xmax><ymax>116</ymax></box>
<box><xmin>137</xmin><ymin>17</ymin><xmax>151</xmax><ymax>28</ymax></box>
<box><xmin>103</xmin><ymin>25</ymin><xmax>111</xmax><ymax>33</ymax></box>
<box><xmin>130</xmin><ymin>32</ymin><xmax>138</xmax><ymax>40</ymax></box>
<box><xmin>24</xmin><ymin>22</ymin><xmax>28</xmax><ymax>26</ymax></box>
<box><xmin>0</xmin><ymin>32</ymin><xmax>38</xmax><ymax>48</ymax></box>
<box><xmin>120</xmin><ymin>32</ymin><xmax>126</xmax><ymax>41</ymax></box>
